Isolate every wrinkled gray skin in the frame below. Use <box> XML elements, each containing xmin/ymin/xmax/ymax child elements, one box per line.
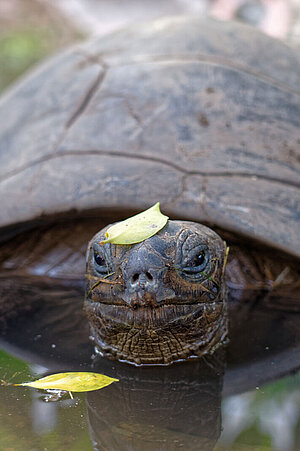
<box><xmin>85</xmin><ymin>221</ymin><xmax>227</xmax><ymax>365</ymax></box>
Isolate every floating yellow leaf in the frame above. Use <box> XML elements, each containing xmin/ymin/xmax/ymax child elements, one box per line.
<box><xmin>14</xmin><ymin>372</ymin><xmax>118</xmax><ymax>392</ymax></box>
<box><xmin>100</xmin><ymin>202</ymin><xmax>168</xmax><ymax>245</ymax></box>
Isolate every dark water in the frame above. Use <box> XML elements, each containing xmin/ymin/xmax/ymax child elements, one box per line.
<box><xmin>1</xmin><ymin>288</ymin><xmax>300</xmax><ymax>450</ymax></box>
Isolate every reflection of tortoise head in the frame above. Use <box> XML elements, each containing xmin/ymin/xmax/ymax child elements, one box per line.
<box><xmin>85</xmin><ymin>220</ymin><xmax>227</xmax><ymax>365</ymax></box>
<box><xmin>86</xmin><ymin>354</ymin><xmax>224</xmax><ymax>451</ymax></box>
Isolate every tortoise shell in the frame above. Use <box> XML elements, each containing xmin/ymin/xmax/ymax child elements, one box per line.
<box><xmin>0</xmin><ymin>17</ymin><xmax>299</xmax><ymax>257</ymax></box>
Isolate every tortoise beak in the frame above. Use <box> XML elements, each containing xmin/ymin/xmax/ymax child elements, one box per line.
<box><xmin>128</xmin><ymin>291</ymin><xmax>158</xmax><ymax>308</ymax></box>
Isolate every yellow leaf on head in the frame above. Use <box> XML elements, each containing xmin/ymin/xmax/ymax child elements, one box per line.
<box><xmin>100</xmin><ymin>202</ymin><xmax>168</xmax><ymax>245</ymax></box>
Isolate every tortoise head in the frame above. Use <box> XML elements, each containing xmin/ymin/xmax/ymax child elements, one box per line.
<box><xmin>84</xmin><ymin>220</ymin><xmax>227</xmax><ymax>365</ymax></box>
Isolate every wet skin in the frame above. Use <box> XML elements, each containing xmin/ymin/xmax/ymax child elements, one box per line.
<box><xmin>84</xmin><ymin>221</ymin><xmax>228</xmax><ymax>365</ymax></box>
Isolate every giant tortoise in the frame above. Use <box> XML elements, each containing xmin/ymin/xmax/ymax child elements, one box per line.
<box><xmin>0</xmin><ymin>17</ymin><xmax>299</xmax><ymax>366</ymax></box>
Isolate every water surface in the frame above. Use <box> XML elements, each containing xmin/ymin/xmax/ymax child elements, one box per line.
<box><xmin>1</xmin><ymin>288</ymin><xmax>300</xmax><ymax>450</ymax></box>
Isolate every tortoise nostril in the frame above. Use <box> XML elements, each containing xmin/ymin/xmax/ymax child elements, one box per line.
<box><xmin>146</xmin><ymin>271</ymin><xmax>153</xmax><ymax>281</ymax></box>
<box><xmin>132</xmin><ymin>273</ymin><xmax>139</xmax><ymax>283</ymax></box>
<box><xmin>131</xmin><ymin>271</ymin><xmax>154</xmax><ymax>284</ymax></box>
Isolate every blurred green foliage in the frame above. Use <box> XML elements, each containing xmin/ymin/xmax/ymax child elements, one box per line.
<box><xmin>230</xmin><ymin>425</ymin><xmax>272</xmax><ymax>450</ymax></box>
<box><xmin>217</xmin><ymin>371</ymin><xmax>300</xmax><ymax>450</ymax></box>
<box><xmin>0</xmin><ymin>29</ymin><xmax>57</xmax><ymax>93</ymax></box>
<box><xmin>0</xmin><ymin>348</ymin><xmax>31</xmax><ymax>381</ymax></box>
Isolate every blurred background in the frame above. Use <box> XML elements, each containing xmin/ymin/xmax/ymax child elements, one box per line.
<box><xmin>0</xmin><ymin>0</ymin><xmax>299</xmax><ymax>94</ymax></box>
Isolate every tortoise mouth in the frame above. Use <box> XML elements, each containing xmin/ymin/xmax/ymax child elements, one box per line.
<box><xmin>87</xmin><ymin>296</ymin><xmax>221</xmax><ymax>307</ymax></box>
<box><xmin>85</xmin><ymin>298</ymin><xmax>224</xmax><ymax>328</ymax></box>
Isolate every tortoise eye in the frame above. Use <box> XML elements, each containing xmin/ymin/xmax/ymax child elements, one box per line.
<box><xmin>92</xmin><ymin>245</ymin><xmax>112</xmax><ymax>276</ymax></box>
<box><xmin>191</xmin><ymin>252</ymin><xmax>205</xmax><ymax>267</ymax></box>
<box><xmin>182</xmin><ymin>250</ymin><xmax>208</xmax><ymax>274</ymax></box>
<box><xmin>93</xmin><ymin>250</ymin><xmax>106</xmax><ymax>268</ymax></box>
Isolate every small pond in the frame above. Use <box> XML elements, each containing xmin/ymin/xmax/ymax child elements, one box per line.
<box><xmin>1</xmin><ymin>283</ymin><xmax>300</xmax><ymax>451</ymax></box>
